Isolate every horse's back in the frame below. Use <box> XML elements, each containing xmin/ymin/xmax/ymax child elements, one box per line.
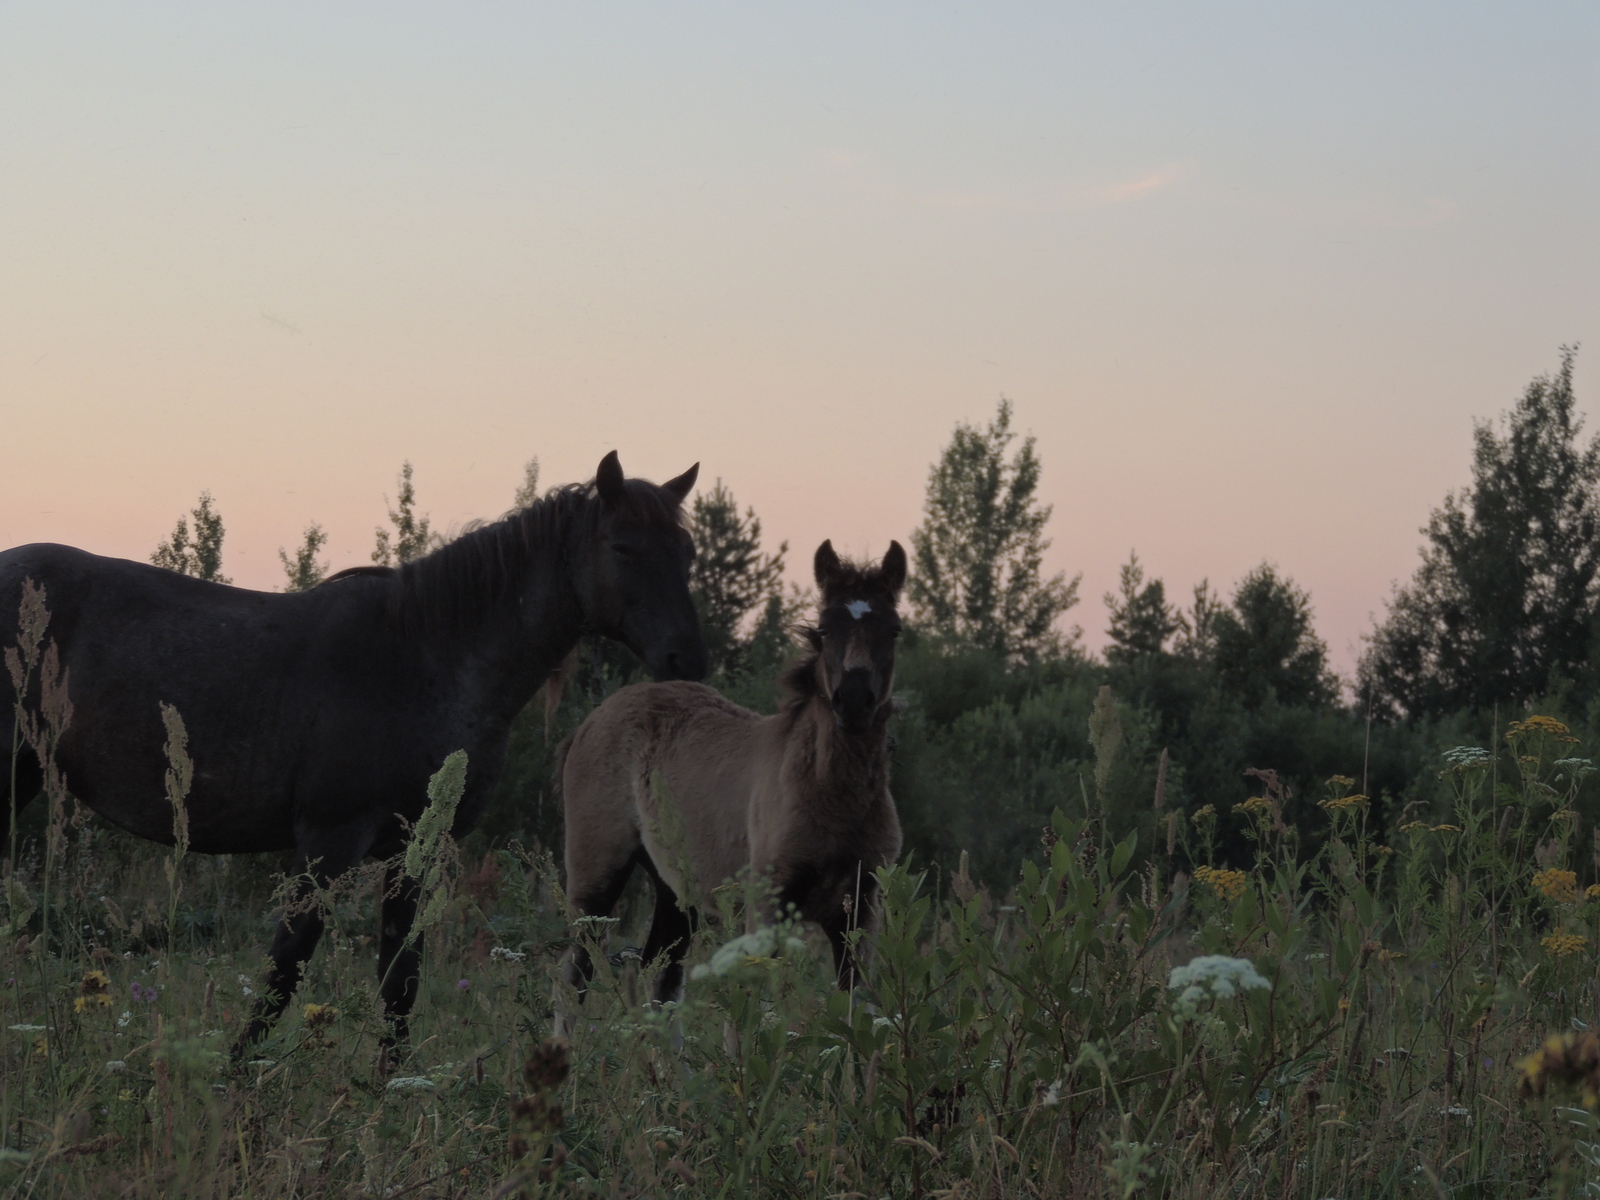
<box><xmin>563</xmin><ymin>680</ymin><xmax>764</xmax><ymax>899</ymax></box>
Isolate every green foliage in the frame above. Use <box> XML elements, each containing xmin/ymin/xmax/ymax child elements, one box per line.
<box><xmin>908</xmin><ymin>398</ymin><xmax>1081</xmax><ymax>662</ymax></box>
<box><xmin>1106</xmin><ymin>552</ymin><xmax>1181</xmax><ymax>663</ymax></box>
<box><xmin>688</xmin><ymin>479</ymin><xmax>790</xmax><ymax>679</ymax></box>
<box><xmin>1365</xmin><ymin>347</ymin><xmax>1596</xmax><ymax>718</ymax></box>
<box><xmin>150</xmin><ymin>492</ymin><xmax>230</xmax><ymax>584</ymax></box>
<box><xmin>1211</xmin><ymin>564</ymin><xmax>1337</xmax><ymax>710</ymax></box>
<box><xmin>276</xmin><ymin>524</ymin><xmax>328</xmax><ymax>592</ymax></box>
<box><xmin>372</xmin><ymin>461</ymin><xmax>441</xmax><ymax>567</ymax></box>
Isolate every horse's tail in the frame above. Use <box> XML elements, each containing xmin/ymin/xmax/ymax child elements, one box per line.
<box><xmin>551</xmin><ymin>731</ymin><xmax>575</xmax><ymax>811</ymax></box>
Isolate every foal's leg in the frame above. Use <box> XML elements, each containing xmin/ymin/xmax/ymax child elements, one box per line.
<box><xmin>378</xmin><ymin>863</ymin><xmax>422</xmax><ymax>1048</ymax></box>
<box><xmin>560</xmin><ymin>849</ymin><xmax>638</xmax><ymax>1003</ymax></box>
<box><xmin>820</xmin><ymin>870</ymin><xmax>880</xmax><ymax>992</ymax></box>
<box><xmin>234</xmin><ymin>821</ymin><xmax>373</xmax><ymax>1057</ymax></box>
<box><xmin>638</xmin><ymin>857</ymin><xmax>696</xmax><ymax>1004</ymax></box>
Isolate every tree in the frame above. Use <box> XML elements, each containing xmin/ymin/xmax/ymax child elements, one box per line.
<box><xmin>908</xmin><ymin>398</ymin><xmax>1079</xmax><ymax>661</ymax></box>
<box><xmin>1173</xmin><ymin>581</ymin><xmax>1223</xmax><ymax>661</ymax></box>
<box><xmin>1361</xmin><ymin>349</ymin><xmax>1596</xmax><ymax>717</ymax></box>
<box><xmin>513</xmin><ymin>458</ymin><xmax>541</xmax><ymax>509</ymax></box>
<box><xmin>1213</xmin><ymin>564</ymin><xmax>1337</xmax><ymax>710</ymax></box>
<box><xmin>279</xmin><ymin>524</ymin><xmax>329</xmax><ymax>592</ymax></box>
<box><xmin>1104</xmin><ymin>551</ymin><xmax>1180</xmax><ymax>663</ymax></box>
<box><xmin>372</xmin><ymin>462</ymin><xmax>442</xmax><ymax>566</ymax></box>
<box><xmin>688</xmin><ymin>480</ymin><xmax>788</xmax><ymax>675</ymax></box>
<box><xmin>151</xmin><ymin>491</ymin><xmax>231</xmax><ymax>584</ymax></box>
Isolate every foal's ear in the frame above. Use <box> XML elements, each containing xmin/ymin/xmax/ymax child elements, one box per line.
<box><xmin>596</xmin><ymin>451</ymin><xmax>626</xmax><ymax>506</ymax></box>
<box><xmin>880</xmin><ymin>540</ymin><xmax>907</xmax><ymax>597</ymax></box>
<box><xmin>662</xmin><ymin>462</ymin><xmax>699</xmax><ymax>504</ymax></box>
<box><xmin>814</xmin><ymin>539</ymin><xmax>842</xmax><ymax>589</ymax></box>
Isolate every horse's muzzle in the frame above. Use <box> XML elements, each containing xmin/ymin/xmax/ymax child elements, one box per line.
<box><xmin>649</xmin><ymin>637</ymin><xmax>709</xmax><ymax>683</ymax></box>
<box><xmin>831</xmin><ymin>669</ymin><xmax>878</xmax><ymax>733</ymax></box>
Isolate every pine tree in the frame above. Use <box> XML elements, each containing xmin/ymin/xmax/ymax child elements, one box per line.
<box><xmin>1361</xmin><ymin>349</ymin><xmax>1596</xmax><ymax>716</ymax></box>
<box><xmin>907</xmin><ymin>398</ymin><xmax>1079</xmax><ymax>661</ymax></box>
<box><xmin>688</xmin><ymin>480</ymin><xmax>787</xmax><ymax>675</ymax></box>
<box><xmin>279</xmin><ymin>524</ymin><xmax>329</xmax><ymax>592</ymax></box>
<box><xmin>1213</xmin><ymin>565</ymin><xmax>1337</xmax><ymax>710</ymax></box>
<box><xmin>1104</xmin><ymin>551</ymin><xmax>1180</xmax><ymax>663</ymax></box>
<box><xmin>151</xmin><ymin>492</ymin><xmax>231</xmax><ymax>584</ymax></box>
<box><xmin>372</xmin><ymin>462</ymin><xmax>441</xmax><ymax>566</ymax></box>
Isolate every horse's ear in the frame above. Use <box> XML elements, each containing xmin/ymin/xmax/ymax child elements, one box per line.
<box><xmin>662</xmin><ymin>462</ymin><xmax>699</xmax><ymax>504</ymax></box>
<box><xmin>596</xmin><ymin>451</ymin><xmax>626</xmax><ymax>506</ymax></box>
<box><xmin>814</xmin><ymin>540</ymin><xmax>842</xmax><ymax>589</ymax></box>
<box><xmin>880</xmin><ymin>540</ymin><xmax>907</xmax><ymax>597</ymax></box>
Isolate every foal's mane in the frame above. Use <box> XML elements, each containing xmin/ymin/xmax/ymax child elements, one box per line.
<box><xmin>325</xmin><ymin>480</ymin><xmax>685</xmax><ymax>634</ymax></box>
<box><xmin>781</xmin><ymin>555</ymin><xmax>901</xmax><ymax>708</ymax></box>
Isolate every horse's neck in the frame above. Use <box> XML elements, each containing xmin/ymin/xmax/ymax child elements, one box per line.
<box><xmin>442</xmin><ymin>545</ymin><xmax>584</xmax><ymax>718</ymax></box>
<box><xmin>794</xmin><ymin>698</ymin><xmax>891</xmax><ymax>801</ymax></box>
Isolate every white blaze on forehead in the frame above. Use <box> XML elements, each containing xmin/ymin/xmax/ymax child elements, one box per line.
<box><xmin>846</xmin><ymin>600</ymin><xmax>872</xmax><ymax>620</ymax></box>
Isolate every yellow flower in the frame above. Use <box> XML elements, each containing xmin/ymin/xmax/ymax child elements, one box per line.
<box><xmin>1338</xmin><ymin>996</ymin><xmax>1351</xmax><ymax>1013</ymax></box>
<box><xmin>1190</xmin><ymin>805</ymin><xmax>1217</xmax><ymax>825</ymax></box>
<box><xmin>1508</xmin><ymin>715</ymin><xmax>1576</xmax><ymax>741</ymax></box>
<box><xmin>80</xmin><ymin>970</ymin><xmax>110</xmax><ymax>995</ymax></box>
<box><xmin>301</xmin><ymin>1003</ymin><xmax>339</xmax><ymax>1030</ymax></box>
<box><xmin>1534</xmin><ymin>868</ymin><xmax>1580</xmax><ymax>904</ymax></box>
<box><xmin>1192</xmin><ymin>865</ymin><xmax>1247</xmax><ymax>902</ymax></box>
<box><xmin>1553</xmin><ymin>809</ymin><xmax>1579</xmax><ymax>822</ymax></box>
<box><xmin>1399</xmin><ymin>821</ymin><xmax>1427</xmax><ymax>833</ymax></box>
<box><xmin>1328</xmin><ymin>775</ymin><xmax>1355</xmax><ymax>788</ymax></box>
<box><xmin>1378</xmin><ymin>949</ymin><xmax>1406</xmax><ymax>962</ymax></box>
<box><xmin>1239</xmin><ymin>796</ymin><xmax>1273</xmax><ymax>816</ymax></box>
<box><xmin>73</xmin><ymin>994</ymin><xmax>114</xmax><ymax>1014</ymax></box>
<box><xmin>1586</xmin><ymin>884</ymin><xmax>1600</xmax><ymax>901</ymax></box>
<box><xmin>1520</xmin><ymin>1031</ymin><xmax>1600</xmax><ymax>1107</ymax></box>
<box><xmin>117</xmin><ymin>1089</ymin><xmax>134</xmax><ymax>1103</ymax></box>
<box><xmin>1374</xmin><ymin>845</ymin><xmax>1395</xmax><ymax>857</ymax></box>
<box><xmin>1543</xmin><ymin>932</ymin><xmax>1589</xmax><ymax>958</ymax></box>
<box><xmin>1319</xmin><ymin>794</ymin><xmax>1368</xmax><ymax>811</ymax></box>
<box><xmin>1430</xmin><ymin>824</ymin><xmax>1463</xmax><ymax>833</ymax></box>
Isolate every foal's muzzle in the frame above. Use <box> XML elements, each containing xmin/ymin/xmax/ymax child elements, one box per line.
<box><xmin>831</xmin><ymin>668</ymin><xmax>878</xmax><ymax>732</ymax></box>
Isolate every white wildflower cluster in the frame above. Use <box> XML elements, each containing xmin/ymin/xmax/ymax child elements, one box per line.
<box><xmin>489</xmin><ymin>946</ymin><xmax>526</xmax><ymax>963</ymax></box>
<box><xmin>1442</xmin><ymin>746</ymin><xmax>1493</xmax><ymax>771</ymax></box>
<box><xmin>1168</xmin><ymin>955</ymin><xmax>1270</xmax><ymax>1020</ymax></box>
<box><xmin>385</xmin><ymin>1076</ymin><xmax>435</xmax><ymax>1093</ymax></box>
<box><xmin>1555</xmin><ymin>758</ymin><xmax>1597</xmax><ymax>781</ymax></box>
<box><xmin>690</xmin><ymin>926</ymin><xmax>807</xmax><ymax>980</ymax></box>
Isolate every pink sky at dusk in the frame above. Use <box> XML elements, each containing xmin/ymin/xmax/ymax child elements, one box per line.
<box><xmin>2</xmin><ymin>3</ymin><xmax>1596</xmax><ymax>677</ymax></box>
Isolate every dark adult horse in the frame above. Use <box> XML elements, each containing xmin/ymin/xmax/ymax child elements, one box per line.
<box><xmin>0</xmin><ymin>452</ymin><xmax>707</xmax><ymax>1052</ymax></box>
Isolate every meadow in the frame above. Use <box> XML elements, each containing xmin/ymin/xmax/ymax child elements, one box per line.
<box><xmin>3</xmin><ymin>704</ymin><xmax>1600</xmax><ymax>1198</ymax></box>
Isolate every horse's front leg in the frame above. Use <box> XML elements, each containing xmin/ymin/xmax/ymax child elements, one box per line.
<box><xmin>378</xmin><ymin>862</ymin><xmax>422</xmax><ymax>1048</ymax></box>
<box><xmin>234</xmin><ymin>820</ymin><xmax>374</xmax><ymax>1058</ymax></box>
<box><xmin>820</xmin><ymin>867</ymin><xmax>879</xmax><ymax>992</ymax></box>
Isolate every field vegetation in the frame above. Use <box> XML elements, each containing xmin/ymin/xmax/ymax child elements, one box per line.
<box><xmin>5</xmin><ymin>349</ymin><xmax>1600</xmax><ymax>1196</ymax></box>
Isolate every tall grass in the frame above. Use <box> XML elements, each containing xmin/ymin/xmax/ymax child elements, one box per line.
<box><xmin>6</xmin><ymin>604</ymin><xmax>1600</xmax><ymax>1195</ymax></box>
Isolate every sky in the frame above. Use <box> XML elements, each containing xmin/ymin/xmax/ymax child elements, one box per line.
<box><xmin>2</xmin><ymin>2</ymin><xmax>1596</xmax><ymax>675</ymax></box>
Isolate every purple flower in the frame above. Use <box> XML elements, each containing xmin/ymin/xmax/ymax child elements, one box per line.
<box><xmin>456</xmin><ymin>978</ymin><xmax>470</xmax><ymax>991</ymax></box>
<box><xmin>131</xmin><ymin>982</ymin><xmax>158</xmax><ymax>1003</ymax></box>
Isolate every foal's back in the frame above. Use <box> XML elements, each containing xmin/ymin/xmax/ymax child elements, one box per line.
<box><xmin>561</xmin><ymin>680</ymin><xmax>773</xmax><ymax>912</ymax></box>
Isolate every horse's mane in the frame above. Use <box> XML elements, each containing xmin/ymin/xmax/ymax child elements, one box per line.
<box><xmin>324</xmin><ymin>479</ymin><xmax>685</xmax><ymax>634</ymax></box>
<box><xmin>781</xmin><ymin>555</ymin><xmax>902</xmax><ymax>711</ymax></box>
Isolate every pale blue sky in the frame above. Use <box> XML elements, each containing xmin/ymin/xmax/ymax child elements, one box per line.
<box><xmin>2</xmin><ymin>3</ymin><xmax>1596</xmax><ymax>670</ymax></box>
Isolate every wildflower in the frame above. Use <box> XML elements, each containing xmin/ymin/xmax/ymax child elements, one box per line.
<box><xmin>74</xmin><ymin>970</ymin><xmax>114</xmax><ymax>1013</ymax></box>
<box><xmin>116</xmin><ymin>1011</ymin><xmax>132</xmax><ymax>1028</ymax></box>
<box><xmin>1378</xmin><ymin>949</ymin><xmax>1406</xmax><ymax>962</ymax></box>
<box><xmin>106</xmin><ymin>1060</ymin><xmax>126</xmax><ymax>1073</ymax></box>
<box><xmin>1329</xmin><ymin>774</ymin><xmax>1355</xmax><ymax>788</ymax></box>
<box><xmin>1543</xmin><ymin>932</ymin><xmax>1589</xmax><ymax>958</ymax></box>
<box><xmin>1374</xmin><ymin>845</ymin><xmax>1395</xmax><ymax>857</ymax></box>
<box><xmin>1190</xmin><ymin>805</ymin><xmax>1217</xmax><ymax>825</ymax></box>
<box><xmin>1169</xmin><ymin>955</ymin><xmax>1270</xmax><ymax>1018</ymax></box>
<box><xmin>131</xmin><ymin>982</ymin><xmax>157</xmax><ymax>1004</ymax></box>
<box><xmin>489</xmin><ymin>946</ymin><xmax>526</xmax><ymax>964</ymax></box>
<box><xmin>117</xmin><ymin>1089</ymin><xmax>134</xmax><ymax>1103</ymax></box>
<box><xmin>1191</xmin><ymin>865</ymin><xmax>1247</xmax><ymax>902</ymax></box>
<box><xmin>1553</xmin><ymin>809</ymin><xmax>1579</xmax><ymax>822</ymax></box>
<box><xmin>1533</xmin><ymin>869</ymin><xmax>1581</xmax><ymax>904</ymax></box>
<box><xmin>1338</xmin><ymin>996</ymin><xmax>1351</xmax><ymax>1013</ymax></box>
<box><xmin>7</xmin><ymin>1024</ymin><xmax>44</xmax><ymax>1034</ymax></box>
<box><xmin>1555</xmin><ymin>758</ymin><xmax>1596</xmax><ymax>780</ymax></box>
<box><xmin>301</xmin><ymin>1004</ymin><xmax>338</xmax><ymax>1030</ymax></box>
<box><xmin>456</xmin><ymin>978</ymin><xmax>471</xmax><ymax>991</ymax></box>
<box><xmin>690</xmin><ymin>927</ymin><xmax>807</xmax><ymax>980</ymax></box>
<box><xmin>1238</xmin><ymin>796</ymin><xmax>1272</xmax><ymax>816</ymax></box>
<box><xmin>385</xmin><ymin>1077</ymin><xmax>435</xmax><ymax>1093</ymax></box>
<box><xmin>1319</xmin><ymin>794</ymin><xmax>1368</xmax><ymax>812</ymax></box>
<box><xmin>1519</xmin><ymin>1030</ymin><xmax>1600</xmax><ymax>1107</ymax></box>
<box><xmin>1587</xmin><ymin>885</ymin><xmax>1600</xmax><ymax>901</ymax></box>
<box><xmin>1442</xmin><ymin>746</ymin><xmax>1494</xmax><ymax>771</ymax></box>
<box><xmin>1400</xmin><ymin>821</ymin><xmax>1428</xmax><ymax>833</ymax></box>
<box><xmin>1430</xmin><ymin>824</ymin><xmax>1463</xmax><ymax>834</ymax></box>
<box><xmin>1508</xmin><ymin>715</ymin><xmax>1579</xmax><ymax>743</ymax></box>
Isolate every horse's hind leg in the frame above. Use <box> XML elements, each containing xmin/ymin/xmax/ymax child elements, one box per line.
<box><xmin>233</xmin><ymin>820</ymin><xmax>374</xmax><ymax>1058</ymax></box>
<box><xmin>639</xmin><ymin>857</ymin><xmax>696</xmax><ymax>1004</ymax></box>
<box><xmin>378</xmin><ymin>862</ymin><xmax>421</xmax><ymax>1048</ymax></box>
<box><xmin>559</xmin><ymin>848</ymin><xmax>638</xmax><ymax>1003</ymax></box>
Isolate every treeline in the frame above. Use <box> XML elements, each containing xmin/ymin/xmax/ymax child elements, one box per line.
<box><xmin>150</xmin><ymin>348</ymin><xmax>1595</xmax><ymax>886</ymax></box>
